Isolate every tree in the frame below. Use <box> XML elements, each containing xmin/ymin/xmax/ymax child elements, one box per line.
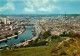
<box><xmin>14</xmin><ymin>31</ymin><xmax>18</xmax><ymax>35</ymax></box>
<box><xmin>25</xmin><ymin>41</ymin><xmax>48</xmax><ymax>47</ymax></box>
<box><xmin>51</xmin><ymin>35</ymin><xmax>60</xmax><ymax>39</ymax></box>
<box><xmin>43</xmin><ymin>30</ymin><xmax>51</xmax><ymax>39</ymax></box>
<box><xmin>5</xmin><ymin>35</ymin><xmax>7</xmax><ymax>38</ymax></box>
<box><xmin>72</xmin><ymin>33</ymin><xmax>80</xmax><ymax>38</ymax></box>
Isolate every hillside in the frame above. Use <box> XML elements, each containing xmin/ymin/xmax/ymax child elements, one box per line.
<box><xmin>0</xmin><ymin>38</ymin><xmax>66</xmax><ymax>56</ymax></box>
<box><xmin>1</xmin><ymin>33</ymin><xmax>80</xmax><ymax>56</ymax></box>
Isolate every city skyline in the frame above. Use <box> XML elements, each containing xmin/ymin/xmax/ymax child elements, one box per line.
<box><xmin>0</xmin><ymin>0</ymin><xmax>80</xmax><ymax>14</ymax></box>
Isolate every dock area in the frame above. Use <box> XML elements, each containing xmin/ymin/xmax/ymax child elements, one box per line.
<box><xmin>13</xmin><ymin>35</ymin><xmax>38</xmax><ymax>47</ymax></box>
<box><xmin>0</xmin><ymin>35</ymin><xmax>17</xmax><ymax>42</ymax></box>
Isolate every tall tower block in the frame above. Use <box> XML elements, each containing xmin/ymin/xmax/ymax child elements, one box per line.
<box><xmin>4</xmin><ymin>18</ymin><xmax>7</xmax><ymax>24</ymax></box>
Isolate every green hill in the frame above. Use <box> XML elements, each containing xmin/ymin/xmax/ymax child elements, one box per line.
<box><xmin>1</xmin><ymin>33</ymin><xmax>80</xmax><ymax>56</ymax></box>
<box><xmin>0</xmin><ymin>37</ymin><xmax>65</xmax><ymax>56</ymax></box>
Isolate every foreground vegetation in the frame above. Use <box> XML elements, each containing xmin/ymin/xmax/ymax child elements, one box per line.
<box><xmin>0</xmin><ymin>39</ymin><xmax>60</xmax><ymax>56</ymax></box>
<box><xmin>1</xmin><ymin>31</ymin><xmax>80</xmax><ymax>56</ymax></box>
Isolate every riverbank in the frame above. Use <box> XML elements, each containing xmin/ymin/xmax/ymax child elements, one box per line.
<box><xmin>12</xmin><ymin>26</ymin><xmax>38</xmax><ymax>47</ymax></box>
<box><xmin>0</xmin><ymin>26</ymin><xmax>34</xmax><ymax>47</ymax></box>
<box><xmin>0</xmin><ymin>35</ymin><xmax>18</xmax><ymax>42</ymax></box>
<box><xmin>0</xmin><ymin>27</ymin><xmax>26</xmax><ymax>43</ymax></box>
<box><xmin>13</xmin><ymin>35</ymin><xmax>38</xmax><ymax>47</ymax></box>
<box><xmin>0</xmin><ymin>31</ymin><xmax>23</xmax><ymax>43</ymax></box>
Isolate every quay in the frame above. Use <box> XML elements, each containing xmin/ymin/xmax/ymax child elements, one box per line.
<box><xmin>13</xmin><ymin>35</ymin><xmax>38</xmax><ymax>47</ymax></box>
<box><xmin>0</xmin><ymin>20</ymin><xmax>42</xmax><ymax>47</ymax></box>
<box><xmin>0</xmin><ymin>35</ymin><xmax>18</xmax><ymax>42</ymax></box>
<box><xmin>12</xmin><ymin>22</ymin><xmax>41</xmax><ymax>47</ymax></box>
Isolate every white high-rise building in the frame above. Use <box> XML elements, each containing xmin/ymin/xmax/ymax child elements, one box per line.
<box><xmin>4</xmin><ymin>18</ymin><xmax>7</xmax><ymax>24</ymax></box>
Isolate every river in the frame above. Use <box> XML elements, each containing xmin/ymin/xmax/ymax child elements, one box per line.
<box><xmin>0</xmin><ymin>18</ymin><xmax>38</xmax><ymax>47</ymax></box>
<box><xmin>0</xmin><ymin>26</ymin><xmax>34</xmax><ymax>47</ymax></box>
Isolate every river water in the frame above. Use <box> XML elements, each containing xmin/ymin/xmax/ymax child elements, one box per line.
<box><xmin>0</xmin><ymin>19</ymin><xmax>38</xmax><ymax>47</ymax></box>
<box><xmin>0</xmin><ymin>26</ymin><xmax>34</xmax><ymax>47</ymax></box>
<box><xmin>0</xmin><ymin>18</ymin><xmax>37</xmax><ymax>47</ymax></box>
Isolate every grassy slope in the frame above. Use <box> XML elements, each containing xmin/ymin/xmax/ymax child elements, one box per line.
<box><xmin>0</xmin><ymin>39</ymin><xmax>60</xmax><ymax>56</ymax></box>
<box><xmin>51</xmin><ymin>38</ymin><xmax>80</xmax><ymax>56</ymax></box>
<box><xmin>1</xmin><ymin>38</ymin><xmax>76</xmax><ymax>56</ymax></box>
<box><xmin>1</xmin><ymin>33</ymin><xmax>80</xmax><ymax>56</ymax></box>
<box><xmin>1</xmin><ymin>46</ymin><xmax>51</xmax><ymax>56</ymax></box>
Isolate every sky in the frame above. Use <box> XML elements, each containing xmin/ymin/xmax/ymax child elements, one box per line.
<box><xmin>0</xmin><ymin>0</ymin><xmax>80</xmax><ymax>14</ymax></box>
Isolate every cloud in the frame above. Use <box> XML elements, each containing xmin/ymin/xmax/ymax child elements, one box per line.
<box><xmin>53</xmin><ymin>0</ymin><xmax>57</xmax><ymax>2</ymax></box>
<box><xmin>38</xmin><ymin>7</ymin><xmax>52</xmax><ymax>12</ymax></box>
<box><xmin>23</xmin><ymin>0</ymin><xmax>61</xmax><ymax>13</ymax></box>
<box><xmin>23</xmin><ymin>0</ymin><xmax>50</xmax><ymax>12</ymax></box>
<box><xmin>1</xmin><ymin>0</ymin><xmax>79</xmax><ymax>1</ymax></box>
<box><xmin>24</xmin><ymin>0</ymin><xmax>49</xmax><ymax>8</ymax></box>
<box><xmin>38</xmin><ymin>8</ymin><xmax>48</xmax><ymax>12</ymax></box>
<box><xmin>38</xmin><ymin>5</ymin><xmax>60</xmax><ymax>12</ymax></box>
<box><xmin>53</xmin><ymin>0</ymin><xmax>80</xmax><ymax>2</ymax></box>
<box><xmin>0</xmin><ymin>2</ymin><xmax>15</xmax><ymax>12</ymax></box>
<box><xmin>24</xmin><ymin>8</ymin><xmax>35</xmax><ymax>13</ymax></box>
<box><xmin>24</xmin><ymin>5</ymin><xmax>35</xmax><ymax>13</ymax></box>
